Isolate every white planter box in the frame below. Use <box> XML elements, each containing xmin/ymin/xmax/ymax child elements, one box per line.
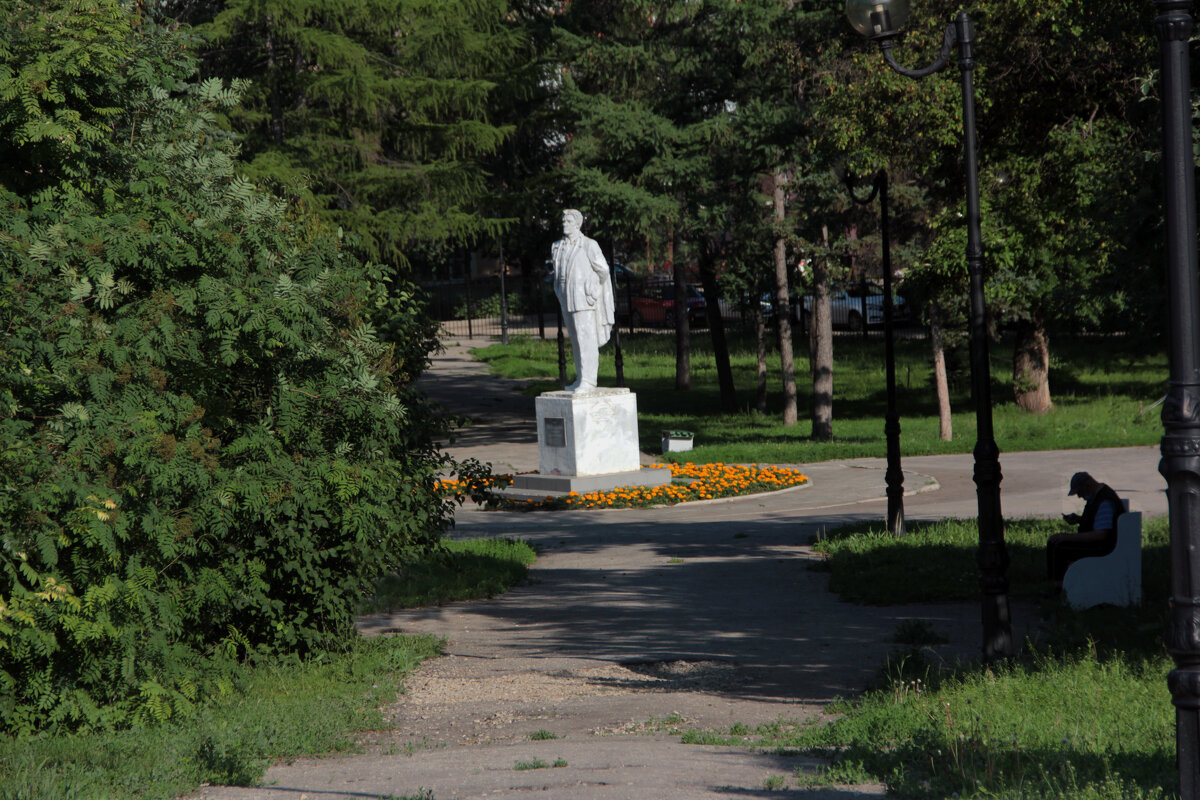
<box><xmin>661</xmin><ymin>435</ymin><xmax>693</xmax><ymax>453</ymax></box>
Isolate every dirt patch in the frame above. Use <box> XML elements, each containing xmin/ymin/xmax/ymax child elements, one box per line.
<box><xmin>619</xmin><ymin>659</ymin><xmax>742</xmax><ymax>692</ymax></box>
<box><xmin>383</xmin><ymin>654</ymin><xmax>760</xmax><ymax>747</ymax></box>
<box><xmin>399</xmin><ymin>656</ymin><xmax>745</xmax><ymax>709</ymax></box>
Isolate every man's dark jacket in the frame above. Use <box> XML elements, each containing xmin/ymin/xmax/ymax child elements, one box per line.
<box><xmin>1078</xmin><ymin>483</ymin><xmax>1125</xmax><ymax>544</ymax></box>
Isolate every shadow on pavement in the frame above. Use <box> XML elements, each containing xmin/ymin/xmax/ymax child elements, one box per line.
<box><xmin>365</xmin><ymin>512</ymin><xmax>1028</xmax><ymax>707</ymax></box>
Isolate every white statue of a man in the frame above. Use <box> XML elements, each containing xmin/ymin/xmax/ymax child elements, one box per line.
<box><xmin>550</xmin><ymin>208</ymin><xmax>614</xmax><ymax>393</ymax></box>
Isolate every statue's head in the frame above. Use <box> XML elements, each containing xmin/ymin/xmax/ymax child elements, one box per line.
<box><xmin>562</xmin><ymin>209</ymin><xmax>583</xmax><ymax>236</ymax></box>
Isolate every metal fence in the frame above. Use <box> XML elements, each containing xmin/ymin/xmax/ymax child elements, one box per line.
<box><xmin>418</xmin><ymin>272</ymin><xmax>926</xmax><ymax>343</ymax></box>
<box><xmin>419</xmin><ymin>274</ymin><xmax>554</xmax><ymax>340</ymax></box>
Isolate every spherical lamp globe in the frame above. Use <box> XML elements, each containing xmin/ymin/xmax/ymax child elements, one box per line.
<box><xmin>845</xmin><ymin>0</ymin><xmax>911</xmax><ymax>39</ymax></box>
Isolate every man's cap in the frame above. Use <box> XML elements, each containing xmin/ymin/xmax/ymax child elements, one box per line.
<box><xmin>1068</xmin><ymin>472</ymin><xmax>1094</xmax><ymax>496</ymax></box>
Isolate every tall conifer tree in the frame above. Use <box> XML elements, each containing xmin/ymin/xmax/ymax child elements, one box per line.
<box><xmin>163</xmin><ymin>0</ymin><xmax>529</xmax><ymax>267</ymax></box>
<box><xmin>556</xmin><ymin>0</ymin><xmax>843</xmax><ymax>424</ymax></box>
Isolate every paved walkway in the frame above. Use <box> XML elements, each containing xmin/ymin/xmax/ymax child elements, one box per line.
<box><xmin>195</xmin><ymin>336</ymin><xmax>1168</xmax><ymax>800</ymax></box>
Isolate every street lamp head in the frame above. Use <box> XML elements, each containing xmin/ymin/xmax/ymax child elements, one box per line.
<box><xmin>845</xmin><ymin>0</ymin><xmax>911</xmax><ymax>40</ymax></box>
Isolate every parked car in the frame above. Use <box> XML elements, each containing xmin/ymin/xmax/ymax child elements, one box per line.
<box><xmin>795</xmin><ymin>282</ymin><xmax>911</xmax><ymax>331</ymax></box>
<box><xmin>631</xmin><ymin>281</ymin><xmax>708</xmax><ymax>328</ymax></box>
<box><xmin>719</xmin><ymin>292</ymin><xmax>774</xmax><ymax>322</ymax></box>
<box><xmin>759</xmin><ymin>292</ymin><xmax>786</xmax><ymax>320</ymax></box>
<box><xmin>609</xmin><ymin>263</ymin><xmax>638</xmax><ymax>323</ymax></box>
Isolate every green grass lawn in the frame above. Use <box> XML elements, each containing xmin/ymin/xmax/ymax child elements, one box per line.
<box><xmin>2</xmin><ymin>537</ymin><xmax>535</xmax><ymax>800</ymax></box>
<box><xmin>364</xmin><ymin>536</ymin><xmax>538</xmax><ymax>611</ymax></box>
<box><xmin>677</xmin><ymin>516</ymin><xmax>1176</xmax><ymax>799</ymax></box>
<box><xmin>0</xmin><ymin>635</ymin><xmax>443</xmax><ymax>800</ymax></box>
<box><xmin>808</xmin><ymin>517</ymin><xmax>1135</xmax><ymax>603</ymax></box>
<box><xmin>471</xmin><ymin>332</ymin><xmax>1166</xmax><ymax>463</ymax></box>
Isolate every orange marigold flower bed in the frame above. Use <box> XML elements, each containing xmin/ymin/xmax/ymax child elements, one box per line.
<box><xmin>483</xmin><ymin>462</ymin><xmax>809</xmax><ymax>511</ymax></box>
<box><xmin>434</xmin><ymin>472</ymin><xmax>514</xmax><ymax>504</ymax></box>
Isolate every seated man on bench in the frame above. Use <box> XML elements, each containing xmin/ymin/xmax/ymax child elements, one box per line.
<box><xmin>1046</xmin><ymin>471</ymin><xmax>1126</xmax><ymax>593</ymax></box>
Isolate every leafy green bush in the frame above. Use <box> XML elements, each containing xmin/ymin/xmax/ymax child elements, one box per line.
<box><xmin>0</xmin><ymin>1</ymin><xmax>451</xmax><ymax>732</ymax></box>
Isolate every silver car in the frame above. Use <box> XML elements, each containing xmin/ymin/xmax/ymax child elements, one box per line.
<box><xmin>795</xmin><ymin>283</ymin><xmax>911</xmax><ymax>331</ymax></box>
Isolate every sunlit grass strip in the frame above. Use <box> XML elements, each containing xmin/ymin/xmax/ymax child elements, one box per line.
<box><xmin>677</xmin><ymin>649</ymin><xmax>1174</xmax><ymax>799</ymax></box>
<box><xmin>364</xmin><ymin>537</ymin><xmax>538</xmax><ymax>611</ymax></box>
<box><xmin>489</xmin><ymin>462</ymin><xmax>809</xmax><ymax>511</ymax></box>
<box><xmin>473</xmin><ymin>335</ymin><xmax>1167</xmax><ymax>463</ymax></box>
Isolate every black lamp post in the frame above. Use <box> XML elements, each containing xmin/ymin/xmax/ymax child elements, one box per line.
<box><xmin>845</xmin><ymin>0</ymin><xmax>1012</xmax><ymax>661</ymax></box>
<box><xmin>556</xmin><ymin>304</ymin><xmax>567</xmax><ymax>387</ymax></box>
<box><xmin>844</xmin><ymin>169</ymin><xmax>905</xmax><ymax>536</ymax></box>
<box><xmin>610</xmin><ymin>237</ymin><xmax>626</xmax><ymax>387</ymax></box>
<box><xmin>1153</xmin><ymin>1</ymin><xmax>1200</xmax><ymax>796</ymax></box>
<box><xmin>499</xmin><ymin>242</ymin><xmax>509</xmax><ymax>345</ymax></box>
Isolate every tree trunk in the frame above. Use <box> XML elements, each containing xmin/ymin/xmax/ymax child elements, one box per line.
<box><xmin>929</xmin><ymin>301</ymin><xmax>953</xmax><ymax>441</ymax></box>
<box><xmin>1013</xmin><ymin>320</ymin><xmax>1052</xmax><ymax>413</ymax></box>
<box><xmin>772</xmin><ymin>173</ymin><xmax>797</xmax><ymax>426</ymax></box>
<box><xmin>810</xmin><ymin>227</ymin><xmax>833</xmax><ymax>441</ymax></box>
<box><xmin>755</xmin><ymin>306</ymin><xmax>768</xmax><ymax>413</ymax></box>
<box><xmin>672</xmin><ymin>233</ymin><xmax>691</xmax><ymax>391</ymax></box>
<box><xmin>698</xmin><ymin>247</ymin><xmax>737</xmax><ymax>412</ymax></box>
<box><xmin>265</xmin><ymin>20</ymin><xmax>285</xmax><ymax>145</ymax></box>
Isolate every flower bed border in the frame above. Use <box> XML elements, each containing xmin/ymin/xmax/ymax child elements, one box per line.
<box><xmin>438</xmin><ymin>463</ymin><xmax>810</xmax><ymax>511</ymax></box>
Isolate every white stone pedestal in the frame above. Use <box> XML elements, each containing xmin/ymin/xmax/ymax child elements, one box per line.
<box><xmin>510</xmin><ymin>388</ymin><xmax>670</xmax><ymax>496</ymax></box>
<box><xmin>536</xmin><ymin>388</ymin><xmax>640</xmax><ymax>475</ymax></box>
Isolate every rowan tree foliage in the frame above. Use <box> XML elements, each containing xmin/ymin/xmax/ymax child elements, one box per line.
<box><xmin>0</xmin><ymin>0</ymin><xmax>451</xmax><ymax>732</ymax></box>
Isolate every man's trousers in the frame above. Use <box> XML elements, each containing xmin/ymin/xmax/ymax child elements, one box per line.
<box><xmin>565</xmin><ymin>307</ymin><xmax>599</xmax><ymax>390</ymax></box>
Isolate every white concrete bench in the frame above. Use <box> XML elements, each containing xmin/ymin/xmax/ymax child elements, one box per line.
<box><xmin>1063</xmin><ymin>501</ymin><xmax>1142</xmax><ymax>609</ymax></box>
